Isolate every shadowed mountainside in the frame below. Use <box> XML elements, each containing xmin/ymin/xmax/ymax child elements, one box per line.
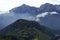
<box><xmin>0</xmin><ymin>19</ymin><xmax>54</xmax><ymax>40</ymax></box>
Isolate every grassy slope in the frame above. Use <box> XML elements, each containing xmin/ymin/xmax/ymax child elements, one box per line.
<box><xmin>0</xmin><ymin>28</ymin><xmax>52</xmax><ymax>40</ymax></box>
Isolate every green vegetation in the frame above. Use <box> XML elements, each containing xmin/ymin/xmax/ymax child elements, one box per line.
<box><xmin>0</xmin><ymin>28</ymin><xmax>52</xmax><ymax>40</ymax></box>
<box><xmin>0</xmin><ymin>19</ymin><xmax>52</xmax><ymax>40</ymax></box>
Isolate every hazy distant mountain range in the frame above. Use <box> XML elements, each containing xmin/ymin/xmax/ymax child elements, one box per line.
<box><xmin>10</xmin><ymin>3</ymin><xmax>60</xmax><ymax>14</ymax></box>
<box><xmin>10</xmin><ymin>4</ymin><xmax>39</xmax><ymax>15</ymax></box>
<box><xmin>0</xmin><ymin>3</ymin><xmax>60</xmax><ymax>35</ymax></box>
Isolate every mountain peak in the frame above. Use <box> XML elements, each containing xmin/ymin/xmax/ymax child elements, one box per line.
<box><xmin>21</xmin><ymin>4</ymin><xmax>28</xmax><ymax>6</ymax></box>
<box><xmin>21</xmin><ymin>4</ymin><xmax>26</xmax><ymax>6</ymax></box>
<box><xmin>0</xmin><ymin>19</ymin><xmax>54</xmax><ymax>37</ymax></box>
<box><xmin>20</xmin><ymin>4</ymin><xmax>29</xmax><ymax>8</ymax></box>
<box><xmin>10</xmin><ymin>4</ymin><xmax>38</xmax><ymax>15</ymax></box>
<box><xmin>39</xmin><ymin>3</ymin><xmax>56</xmax><ymax>13</ymax></box>
<box><xmin>44</xmin><ymin>3</ymin><xmax>53</xmax><ymax>5</ymax></box>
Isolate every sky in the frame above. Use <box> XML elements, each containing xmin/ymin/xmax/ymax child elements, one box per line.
<box><xmin>0</xmin><ymin>0</ymin><xmax>60</xmax><ymax>11</ymax></box>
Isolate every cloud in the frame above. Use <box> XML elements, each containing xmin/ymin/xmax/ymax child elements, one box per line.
<box><xmin>36</xmin><ymin>12</ymin><xmax>58</xmax><ymax>21</ymax></box>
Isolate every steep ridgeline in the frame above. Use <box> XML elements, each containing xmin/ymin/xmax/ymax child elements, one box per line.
<box><xmin>0</xmin><ymin>19</ymin><xmax>54</xmax><ymax>40</ymax></box>
<box><xmin>38</xmin><ymin>3</ymin><xmax>60</xmax><ymax>13</ymax></box>
<box><xmin>39</xmin><ymin>3</ymin><xmax>55</xmax><ymax>13</ymax></box>
<box><xmin>10</xmin><ymin>3</ymin><xmax>60</xmax><ymax>14</ymax></box>
<box><xmin>10</xmin><ymin>4</ymin><xmax>39</xmax><ymax>15</ymax></box>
